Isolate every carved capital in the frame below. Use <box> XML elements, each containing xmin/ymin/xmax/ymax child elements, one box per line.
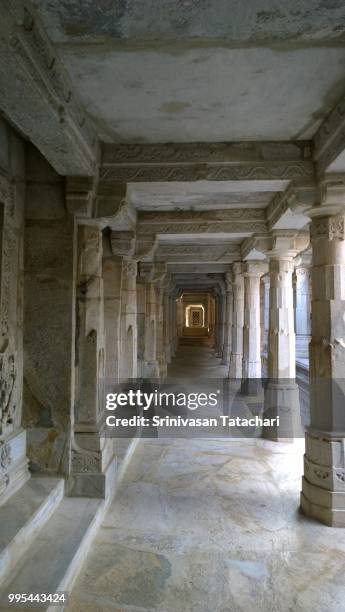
<box><xmin>110</xmin><ymin>231</ymin><xmax>136</xmax><ymax>258</ymax></box>
<box><xmin>243</xmin><ymin>261</ymin><xmax>269</xmax><ymax>277</ymax></box>
<box><xmin>310</xmin><ymin>215</ymin><xmax>345</xmax><ymax>242</ymax></box>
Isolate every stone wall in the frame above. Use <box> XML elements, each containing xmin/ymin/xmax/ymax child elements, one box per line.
<box><xmin>23</xmin><ymin>145</ymin><xmax>75</xmax><ymax>475</ymax></box>
<box><xmin>0</xmin><ymin>116</ymin><xmax>29</xmax><ymax>501</ymax></box>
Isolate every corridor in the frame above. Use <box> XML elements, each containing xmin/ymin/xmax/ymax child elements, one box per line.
<box><xmin>66</xmin><ymin>346</ymin><xmax>345</xmax><ymax>612</ymax></box>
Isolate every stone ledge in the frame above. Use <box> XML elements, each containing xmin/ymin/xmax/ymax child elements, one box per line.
<box><xmin>0</xmin><ymin>476</ymin><xmax>64</xmax><ymax>588</ymax></box>
<box><xmin>301</xmin><ymin>477</ymin><xmax>345</xmax><ymax>527</ymax></box>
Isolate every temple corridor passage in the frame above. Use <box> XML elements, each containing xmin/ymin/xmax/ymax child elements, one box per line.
<box><xmin>66</xmin><ymin>437</ymin><xmax>345</xmax><ymax>612</ymax></box>
<box><xmin>167</xmin><ymin>345</ymin><xmax>229</xmax><ymax>379</ymax></box>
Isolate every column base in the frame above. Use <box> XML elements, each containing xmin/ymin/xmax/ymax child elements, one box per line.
<box><xmin>262</xmin><ymin>381</ymin><xmax>301</xmax><ymax>440</ymax></box>
<box><xmin>301</xmin><ymin>478</ymin><xmax>345</xmax><ymax>527</ymax></box>
<box><xmin>229</xmin><ymin>353</ymin><xmax>243</xmax><ymax>379</ymax></box>
<box><xmin>68</xmin><ymin>435</ymin><xmax>116</xmax><ymax>499</ymax></box>
<box><xmin>143</xmin><ymin>360</ymin><xmax>160</xmax><ymax>379</ymax></box>
<box><xmin>0</xmin><ymin>428</ymin><xmax>30</xmax><ymax>505</ymax></box>
<box><xmin>301</xmin><ymin>431</ymin><xmax>345</xmax><ymax>526</ymax></box>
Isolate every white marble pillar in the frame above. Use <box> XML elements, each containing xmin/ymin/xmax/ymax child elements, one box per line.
<box><xmin>301</xmin><ymin>191</ymin><xmax>345</xmax><ymax>526</ymax></box>
<box><xmin>229</xmin><ymin>262</ymin><xmax>245</xmax><ymax>378</ymax></box>
<box><xmin>163</xmin><ymin>288</ymin><xmax>172</xmax><ymax>365</ymax></box>
<box><xmin>263</xmin><ymin>232</ymin><xmax>303</xmax><ymax>440</ymax></box>
<box><xmin>221</xmin><ymin>272</ymin><xmax>233</xmax><ymax>365</ymax></box>
<box><xmin>295</xmin><ymin>255</ymin><xmax>312</xmax><ymax>360</ymax></box>
<box><xmin>156</xmin><ymin>283</ymin><xmax>167</xmax><ymax>379</ymax></box>
<box><xmin>242</xmin><ymin>262</ymin><xmax>268</xmax><ymax>380</ymax></box>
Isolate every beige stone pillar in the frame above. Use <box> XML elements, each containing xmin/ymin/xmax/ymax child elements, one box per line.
<box><xmin>70</xmin><ymin>224</ymin><xmax>115</xmax><ymax>498</ymax></box>
<box><xmin>163</xmin><ymin>286</ymin><xmax>172</xmax><ymax>366</ymax></box>
<box><xmin>242</xmin><ymin>262</ymin><xmax>268</xmax><ymax>381</ymax></box>
<box><xmin>263</xmin><ymin>232</ymin><xmax>307</xmax><ymax>440</ymax></box>
<box><xmin>229</xmin><ymin>262</ymin><xmax>245</xmax><ymax>378</ymax></box>
<box><xmin>221</xmin><ymin>272</ymin><xmax>233</xmax><ymax>365</ymax></box>
<box><xmin>301</xmin><ymin>183</ymin><xmax>345</xmax><ymax>526</ymax></box>
<box><xmin>119</xmin><ymin>259</ymin><xmax>138</xmax><ymax>380</ymax></box>
<box><xmin>156</xmin><ymin>282</ymin><xmax>167</xmax><ymax>379</ymax></box>
<box><xmin>295</xmin><ymin>254</ymin><xmax>312</xmax><ymax>360</ymax></box>
<box><xmin>111</xmin><ymin>231</ymin><xmax>137</xmax><ymax>381</ymax></box>
<box><xmin>102</xmin><ymin>236</ymin><xmax>122</xmax><ymax>381</ymax></box>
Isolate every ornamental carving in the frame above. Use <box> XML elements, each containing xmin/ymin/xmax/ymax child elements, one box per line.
<box><xmin>100</xmin><ymin>162</ymin><xmax>314</xmax><ymax>184</ymax></box>
<box><xmin>137</xmin><ymin>221</ymin><xmax>267</xmax><ymax>235</ymax></box>
<box><xmin>139</xmin><ymin>208</ymin><xmax>265</xmax><ymax>222</ymax></box>
<box><xmin>311</xmin><ymin>216</ymin><xmax>345</xmax><ymax>242</ymax></box>
<box><xmin>0</xmin><ymin>441</ymin><xmax>11</xmax><ymax>471</ymax></box>
<box><xmin>71</xmin><ymin>449</ymin><xmax>101</xmax><ymax>473</ymax></box>
<box><xmin>102</xmin><ymin>142</ymin><xmax>310</xmax><ymax>165</ymax></box>
<box><xmin>0</xmin><ymin>352</ymin><xmax>17</xmax><ymax>432</ymax></box>
<box><xmin>314</xmin><ymin>96</ymin><xmax>345</xmax><ymax>174</ymax></box>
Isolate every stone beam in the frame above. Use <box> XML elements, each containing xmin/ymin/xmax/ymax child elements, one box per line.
<box><xmin>155</xmin><ymin>243</ymin><xmax>240</xmax><ymax>263</ymax></box>
<box><xmin>266</xmin><ymin>180</ymin><xmax>316</xmax><ymax>231</ymax></box>
<box><xmin>0</xmin><ymin>2</ymin><xmax>98</xmax><ymax>175</ymax></box>
<box><xmin>314</xmin><ymin>95</ymin><xmax>345</xmax><ymax>176</ymax></box>
<box><xmin>100</xmin><ymin>142</ymin><xmax>313</xmax><ymax>184</ymax></box>
<box><xmin>137</xmin><ymin>209</ymin><xmax>267</xmax><ymax>235</ymax></box>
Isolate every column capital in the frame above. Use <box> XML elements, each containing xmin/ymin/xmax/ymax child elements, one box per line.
<box><xmin>306</xmin><ymin>175</ymin><xmax>345</xmax><ymax>219</ymax></box>
<box><xmin>231</xmin><ymin>261</ymin><xmax>245</xmax><ymax>276</ymax></box>
<box><xmin>110</xmin><ymin>230</ymin><xmax>136</xmax><ymax>259</ymax></box>
<box><xmin>266</xmin><ymin>231</ymin><xmax>310</xmax><ymax>261</ymax></box>
<box><xmin>243</xmin><ymin>261</ymin><xmax>268</xmax><ymax>277</ymax></box>
<box><xmin>138</xmin><ymin>261</ymin><xmax>167</xmax><ymax>284</ymax></box>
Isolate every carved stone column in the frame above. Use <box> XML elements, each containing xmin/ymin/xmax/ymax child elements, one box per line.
<box><xmin>1</xmin><ymin>162</ymin><xmax>29</xmax><ymax>503</ymax></box>
<box><xmin>163</xmin><ymin>286</ymin><xmax>172</xmax><ymax>366</ymax></box>
<box><xmin>263</xmin><ymin>232</ymin><xmax>307</xmax><ymax>440</ymax></box>
<box><xmin>229</xmin><ymin>262</ymin><xmax>245</xmax><ymax>378</ymax></box>
<box><xmin>111</xmin><ymin>231</ymin><xmax>137</xmax><ymax>381</ymax></box>
<box><xmin>155</xmin><ymin>271</ymin><xmax>168</xmax><ymax>379</ymax></box>
<box><xmin>70</xmin><ymin>224</ymin><xmax>115</xmax><ymax>498</ymax></box>
<box><xmin>301</xmin><ymin>181</ymin><xmax>345</xmax><ymax>526</ymax></box>
<box><xmin>138</xmin><ymin>262</ymin><xmax>164</xmax><ymax>379</ymax></box>
<box><xmin>295</xmin><ymin>254</ymin><xmax>312</xmax><ymax>360</ymax></box>
<box><xmin>221</xmin><ymin>272</ymin><xmax>233</xmax><ymax>365</ymax></box>
<box><xmin>102</xmin><ymin>234</ymin><xmax>122</xmax><ymax>381</ymax></box>
<box><xmin>242</xmin><ymin>262</ymin><xmax>268</xmax><ymax>382</ymax></box>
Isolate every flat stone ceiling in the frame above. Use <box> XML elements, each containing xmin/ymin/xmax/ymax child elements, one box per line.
<box><xmin>128</xmin><ymin>182</ymin><xmax>278</xmax><ymax>210</ymax></box>
<box><xmin>33</xmin><ymin>0</ymin><xmax>345</xmax><ymax>143</ymax></box>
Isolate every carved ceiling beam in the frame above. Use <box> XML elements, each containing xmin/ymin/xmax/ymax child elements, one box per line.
<box><xmin>100</xmin><ymin>142</ymin><xmax>313</xmax><ymax>184</ymax></box>
<box><xmin>137</xmin><ymin>208</ymin><xmax>267</xmax><ymax>235</ymax></box>
<box><xmin>314</xmin><ymin>96</ymin><xmax>345</xmax><ymax>176</ymax></box>
<box><xmin>266</xmin><ymin>179</ymin><xmax>317</xmax><ymax>231</ymax></box>
<box><xmin>0</xmin><ymin>2</ymin><xmax>98</xmax><ymax>175</ymax></box>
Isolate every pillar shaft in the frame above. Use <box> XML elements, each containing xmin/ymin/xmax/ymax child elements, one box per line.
<box><xmin>242</xmin><ymin>262</ymin><xmax>267</xmax><ymax>379</ymax></box>
<box><xmin>229</xmin><ymin>263</ymin><xmax>245</xmax><ymax>378</ymax></box>
<box><xmin>221</xmin><ymin>272</ymin><xmax>233</xmax><ymax>365</ymax></box>
<box><xmin>301</xmin><ymin>210</ymin><xmax>345</xmax><ymax>526</ymax></box>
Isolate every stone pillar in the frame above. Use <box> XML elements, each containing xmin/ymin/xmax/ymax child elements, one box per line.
<box><xmin>221</xmin><ymin>272</ymin><xmax>233</xmax><ymax>365</ymax></box>
<box><xmin>301</xmin><ymin>188</ymin><xmax>345</xmax><ymax>526</ymax></box>
<box><xmin>156</xmin><ymin>282</ymin><xmax>167</xmax><ymax>379</ymax></box>
<box><xmin>215</xmin><ymin>291</ymin><xmax>225</xmax><ymax>358</ymax></box>
<box><xmin>136</xmin><ymin>279</ymin><xmax>146</xmax><ymax>379</ymax></box>
<box><xmin>24</xmin><ymin>146</ymin><xmax>76</xmax><ymax>480</ymax></box>
<box><xmin>0</xmin><ymin>126</ymin><xmax>29</xmax><ymax>502</ymax></box>
<box><xmin>169</xmin><ymin>296</ymin><xmax>177</xmax><ymax>358</ymax></box>
<box><xmin>242</xmin><ymin>262</ymin><xmax>268</xmax><ymax>381</ymax></box>
<box><xmin>70</xmin><ymin>224</ymin><xmax>115</xmax><ymax>498</ymax></box>
<box><xmin>119</xmin><ymin>259</ymin><xmax>138</xmax><ymax>380</ymax></box>
<box><xmin>229</xmin><ymin>262</ymin><xmax>245</xmax><ymax>378</ymax></box>
<box><xmin>163</xmin><ymin>287</ymin><xmax>172</xmax><ymax>366</ymax></box>
<box><xmin>260</xmin><ymin>274</ymin><xmax>270</xmax><ymax>377</ymax></box>
<box><xmin>295</xmin><ymin>255</ymin><xmax>312</xmax><ymax>360</ymax></box>
<box><xmin>102</xmin><ymin>235</ymin><xmax>122</xmax><ymax>381</ymax></box>
<box><xmin>137</xmin><ymin>262</ymin><xmax>163</xmax><ymax>379</ymax></box>
<box><xmin>111</xmin><ymin>231</ymin><xmax>137</xmax><ymax>381</ymax></box>
<box><xmin>263</xmin><ymin>232</ymin><xmax>306</xmax><ymax>440</ymax></box>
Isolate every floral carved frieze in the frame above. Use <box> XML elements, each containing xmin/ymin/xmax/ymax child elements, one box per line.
<box><xmin>311</xmin><ymin>216</ymin><xmax>345</xmax><ymax>242</ymax></box>
<box><xmin>100</xmin><ymin>161</ymin><xmax>314</xmax><ymax>184</ymax></box>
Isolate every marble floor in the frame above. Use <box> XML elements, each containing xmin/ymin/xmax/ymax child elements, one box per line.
<box><xmin>67</xmin><ymin>346</ymin><xmax>345</xmax><ymax>612</ymax></box>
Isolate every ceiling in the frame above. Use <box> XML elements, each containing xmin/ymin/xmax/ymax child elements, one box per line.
<box><xmin>32</xmin><ymin>0</ymin><xmax>345</xmax><ymax>143</ymax></box>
